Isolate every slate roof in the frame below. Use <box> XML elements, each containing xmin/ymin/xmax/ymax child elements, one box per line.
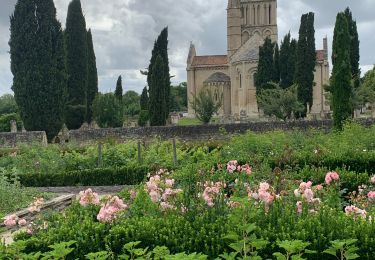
<box><xmin>203</xmin><ymin>72</ymin><xmax>231</xmax><ymax>84</ymax></box>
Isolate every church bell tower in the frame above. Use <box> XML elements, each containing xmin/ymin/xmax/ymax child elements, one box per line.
<box><xmin>227</xmin><ymin>0</ymin><xmax>278</xmax><ymax>58</ymax></box>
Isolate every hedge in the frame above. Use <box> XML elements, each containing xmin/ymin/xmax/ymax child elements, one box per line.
<box><xmin>15</xmin><ymin>166</ymin><xmax>149</xmax><ymax>187</ymax></box>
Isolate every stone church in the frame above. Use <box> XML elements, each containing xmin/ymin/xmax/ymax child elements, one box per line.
<box><xmin>187</xmin><ymin>0</ymin><xmax>330</xmax><ymax>120</ymax></box>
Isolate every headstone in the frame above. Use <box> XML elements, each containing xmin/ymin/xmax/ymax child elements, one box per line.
<box><xmin>89</xmin><ymin>121</ymin><xmax>100</xmax><ymax>129</ymax></box>
<box><xmin>10</xmin><ymin>120</ymin><xmax>17</xmax><ymax>133</ymax></box>
<box><xmin>171</xmin><ymin>113</ymin><xmax>180</xmax><ymax>125</ymax></box>
<box><xmin>79</xmin><ymin>122</ymin><xmax>89</xmax><ymax>131</ymax></box>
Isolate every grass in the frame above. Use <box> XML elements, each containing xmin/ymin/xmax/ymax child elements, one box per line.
<box><xmin>178</xmin><ymin>117</ymin><xmax>202</xmax><ymax>126</ymax></box>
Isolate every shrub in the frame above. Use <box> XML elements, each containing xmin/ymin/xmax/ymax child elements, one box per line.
<box><xmin>16</xmin><ymin>166</ymin><xmax>149</xmax><ymax>187</ymax></box>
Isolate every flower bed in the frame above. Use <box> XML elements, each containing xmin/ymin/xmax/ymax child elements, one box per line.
<box><xmin>2</xmin><ymin>162</ymin><xmax>374</xmax><ymax>259</ymax></box>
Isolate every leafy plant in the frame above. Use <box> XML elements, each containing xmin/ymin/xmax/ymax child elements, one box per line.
<box><xmin>323</xmin><ymin>239</ymin><xmax>360</xmax><ymax>260</ymax></box>
<box><xmin>273</xmin><ymin>240</ymin><xmax>315</xmax><ymax>260</ymax></box>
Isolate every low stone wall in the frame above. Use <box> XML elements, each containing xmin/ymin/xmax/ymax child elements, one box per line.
<box><xmin>69</xmin><ymin>119</ymin><xmax>375</xmax><ymax>143</ymax></box>
<box><xmin>0</xmin><ymin>131</ymin><xmax>47</xmax><ymax>148</ymax></box>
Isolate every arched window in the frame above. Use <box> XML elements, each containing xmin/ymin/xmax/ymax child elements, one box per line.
<box><xmin>264</xmin><ymin>5</ymin><xmax>267</xmax><ymax>25</ymax></box>
<box><xmin>253</xmin><ymin>6</ymin><xmax>256</xmax><ymax>25</ymax></box>
<box><xmin>257</xmin><ymin>5</ymin><xmax>261</xmax><ymax>25</ymax></box>
<box><xmin>239</xmin><ymin>74</ymin><xmax>242</xmax><ymax>89</ymax></box>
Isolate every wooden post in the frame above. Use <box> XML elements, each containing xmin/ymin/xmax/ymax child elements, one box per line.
<box><xmin>172</xmin><ymin>138</ymin><xmax>177</xmax><ymax>166</ymax></box>
<box><xmin>98</xmin><ymin>142</ymin><xmax>103</xmax><ymax>168</ymax></box>
<box><xmin>137</xmin><ymin>141</ymin><xmax>142</xmax><ymax>164</ymax></box>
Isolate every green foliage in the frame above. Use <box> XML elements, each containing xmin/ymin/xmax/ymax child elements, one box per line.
<box><xmin>273</xmin><ymin>240</ymin><xmax>315</xmax><ymax>260</ymax></box>
<box><xmin>10</xmin><ymin>0</ymin><xmax>67</xmax><ymax>141</ymax></box>
<box><xmin>331</xmin><ymin>12</ymin><xmax>353</xmax><ymax>130</ymax></box>
<box><xmin>0</xmin><ymin>113</ymin><xmax>22</xmax><ymax>132</ymax></box>
<box><xmin>255</xmin><ymin>37</ymin><xmax>275</xmax><ymax>92</ymax></box>
<box><xmin>65</xmin><ymin>0</ymin><xmax>88</xmax><ymax>129</ymax></box>
<box><xmin>138</xmin><ymin>110</ymin><xmax>149</xmax><ymax>127</ymax></box>
<box><xmin>149</xmin><ymin>55</ymin><xmax>167</xmax><ymax>126</ymax></box>
<box><xmin>123</xmin><ymin>91</ymin><xmax>140</xmax><ymax>117</ymax></box>
<box><xmin>190</xmin><ymin>88</ymin><xmax>221</xmax><ymax>124</ymax></box>
<box><xmin>147</xmin><ymin>27</ymin><xmax>171</xmax><ymax>123</ymax></box>
<box><xmin>257</xmin><ymin>84</ymin><xmax>304</xmax><ymax>121</ymax></box>
<box><xmin>0</xmin><ymin>94</ymin><xmax>18</xmax><ymax>116</ymax></box>
<box><xmin>170</xmin><ymin>83</ymin><xmax>188</xmax><ymax>112</ymax></box>
<box><xmin>140</xmin><ymin>87</ymin><xmax>149</xmax><ymax>111</ymax></box>
<box><xmin>17</xmin><ymin>166</ymin><xmax>149</xmax><ymax>187</ymax></box>
<box><xmin>86</xmin><ymin>29</ymin><xmax>98</xmax><ymax>123</ymax></box>
<box><xmin>324</xmin><ymin>239</ymin><xmax>359</xmax><ymax>260</ymax></box>
<box><xmin>93</xmin><ymin>93</ymin><xmax>123</xmax><ymax>128</ymax></box>
<box><xmin>273</xmin><ymin>43</ymin><xmax>280</xmax><ymax>83</ymax></box>
<box><xmin>354</xmin><ymin>66</ymin><xmax>375</xmax><ymax>109</ymax></box>
<box><xmin>344</xmin><ymin>8</ymin><xmax>361</xmax><ymax>90</ymax></box>
<box><xmin>0</xmin><ymin>172</ymin><xmax>53</xmax><ymax>218</ymax></box>
<box><xmin>115</xmin><ymin>76</ymin><xmax>123</xmax><ymax>101</ymax></box>
<box><xmin>280</xmin><ymin>33</ymin><xmax>297</xmax><ymax>89</ymax></box>
<box><xmin>295</xmin><ymin>12</ymin><xmax>316</xmax><ymax>116</ymax></box>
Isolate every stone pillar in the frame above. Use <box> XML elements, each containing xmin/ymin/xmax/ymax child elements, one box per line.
<box><xmin>10</xmin><ymin>120</ymin><xmax>17</xmax><ymax>133</ymax></box>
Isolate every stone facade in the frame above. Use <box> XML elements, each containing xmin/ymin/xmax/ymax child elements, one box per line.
<box><xmin>187</xmin><ymin>0</ymin><xmax>330</xmax><ymax>120</ymax></box>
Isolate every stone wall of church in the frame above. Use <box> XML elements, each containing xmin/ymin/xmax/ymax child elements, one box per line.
<box><xmin>187</xmin><ymin>67</ymin><xmax>229</xmax><ymax>117</ymax></box>
<box><xmin>311</xmin><ymin>61</ymin><xmax>331</xmax><ymax>117</ymax></box>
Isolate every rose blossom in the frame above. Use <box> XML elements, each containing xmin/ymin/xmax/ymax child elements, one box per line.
<box><xmin>3</xmin><ymin>214</ymin><xmax>18</xmax><ymax>227</ymax></box>
<box><xmin>303</xmin><ymin>189</ymin><xmax>314</xmax><ymax>203</ymax></box>
<box><xmin>370</xmin><ymin>176</ymin><xmax>375</xmax><ymax>184</ymax></box>
<box><xmin>325</xmin><ymin>171</ymin><xmax>340</xmax><ymax>185</ymax></box>
<box><xmin>18</xmin><ymin>219</ymin><xmax>27</xmax><ymax>226</ymax></box>
<box><xmin>316</xmin><ymin>184</ymin><xmax>324</xmax><ymax>191</ymax></box>
<box><xmin>79</xmin><ymin>189</ymin><xmax>100</xmax><ymax>206</ymax></box>
<box><xmin>296</xmin><ymin>201</ymin><xmax>303</xmax><ymax>214</ymax></box>
<box><xmin>368</xmin><ymin>191</ymin><xmax>375</xmax><ymax>201</ymax></box>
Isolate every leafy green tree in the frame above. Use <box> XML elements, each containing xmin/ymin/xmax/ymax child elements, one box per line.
<box><xmin>344</xmin><ymin>7</ymin><xmax>361</xmax><ymax>90</ymax></box>
<box><xmin>295</xmin><ymin>12</ymin><xmax>316</xmax><ymax>116</ymax></box>
<box><xmin>86</xmin><ymin>29</ymin><xmax>98</xmax><ymax>123</ymax></box>
<box><xmin>0</xmin><ymin>94</ymin><xmax>18</xmax><ymax>116</ymax></box>
<box><xmin>190</xmin><ymin>88</ymin><xmax>222</xmax><ymax>124</ymax></box>
<box><xmin>123</xmin><ymin>91</ymin><xmax>140</xmax><ymax>117</ymax></box>
<box><xmin>331</xmin><ymin>12</ymin><xmax>352</xmax><ymax>130</ymax></box>
<box><xmin>279</xmin><ymin>33</ymin><xmax>297</xmax><ymax>89</ymax></box>
<box><xmin>0</xmin><ymin>113</ymin><xmax>22</xmax><ymax>132</ymax></box>
<box><xmin>115</xmin><ymin>76</ymin><xmax>123</xmax><ymax>101</ymax></box>
<box><xmin>140</xmin><ymin>87</ymin><xmax>149</xmax><ymax>111</ymax></box>
<box><xmin>65</xmin><ymin>0</ymin><xmax>88</xmax><ymax>129</ymax></box>
<box><xmin>149</xmin><ymin>55</ymin><xmax>167</xmax><ymax>126</ymax></box>
<box><xmin>138</xmin><ymin>110</ymin><xmax>149</xmax><ymax>127</ymax></box>
<box><xmin>354</xmin><ymin>66</ymin><xmax>375</xmax><ymax>110</ymax></box>
<box><xmin>10</xmin><ymin>0</ymin><xmax>67</xmax><ymax>141</ymax></box>
<box><xmin>170</xmin><ymin>82</ymin><xmax>188</xmax><ymax>111</ymax></box>
<box><xmin>92</xmin><ymin>93</ymin><xmax>123</xmax><ymax>128</ymax></box>
<box><xmin>255</xmin><ymin>37</ymin><xmax>275</xmax><ymax>92</ymax></box>
<box><xmin>258</xmin><ymin>83</ymin><xmax>304</xmax><ymax>121</ymax></box>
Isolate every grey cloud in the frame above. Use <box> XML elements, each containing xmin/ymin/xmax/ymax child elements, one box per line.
<box><xmin>0</xmin><ymin>0</ymin><xmax>374</xmax><ymax>95</ymax></box>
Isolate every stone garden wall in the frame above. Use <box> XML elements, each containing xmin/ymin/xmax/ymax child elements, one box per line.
<box><xmin>68</xmin><ymin>119</ymin><xmax>375</xmax><ymax>143</ymax></box>
<box><xmin>0</xmin><ymin>131</ymin><xmax>47</xmax><ymax>148</ymax></box>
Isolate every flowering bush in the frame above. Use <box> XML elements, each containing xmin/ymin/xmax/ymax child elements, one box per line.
<box><xmin>325</xmin><ymin>171</ymin><xmax>340</xmax><ymax>185</ymax></box>
<box><xmin>97</xmin><ymin>196</ymin><xmax>127</xmax><ymax>223</ymax></box>
<box><xmin>79</xmin><ymin>189</ymin><xmax>100</xmax><ymax>206</ymax></box>
<box><xmin>28</xmin><ymin>197</ymin><xmax>44</xmax><ymax>213</ymax></box>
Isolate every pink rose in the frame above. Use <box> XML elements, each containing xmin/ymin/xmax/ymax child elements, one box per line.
<box><xmin>3</xmin><ymin>214</ymin><xmax>18</xmax><ymax>227</ymax></box>
<box><xmin>368</xmin><ymin>191</ymin><xmax>375</xmax><ymax>200</ymax></box>
<box><xmin>18</xmin><ymin>219</ymin><xmax>27</xmax><ymax>226</ymax></box>
<box><xmin>370</xmin><ymin>176</ymin><xmax>375</xmax><ymax>184</ymax></box>
<box><xmin>316</xmin><ymin>184</ymin><xmax>323</xmax><ymax>191</ymax></box>
<box><xmin>325</xmin><ymin>172</ymin><xmax>340</xmax><ymax>185</ymax></box>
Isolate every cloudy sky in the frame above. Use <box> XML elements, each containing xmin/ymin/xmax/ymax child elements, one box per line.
<box><xmin>0</xmin><ymin>0</ymin><xmax>374</xmax><ymax>95</ymax></box>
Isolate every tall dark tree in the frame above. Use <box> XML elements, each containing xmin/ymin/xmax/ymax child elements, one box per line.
<box><xmin>147</xmin><ymin>27</ymin><xmax>170</xmax><ymax>121</ymax></box>
<box><xmin>272</xmin><ymin>43</ymin><xmax>280</xmax><ymax>83</ymax></box>
<box><xmin>331</xmin><ymin>12</ymin><xmax>352</xmax><ymax>130</ymax></box>
<box><xmin>10</xmin><ymin>0</ymin><xmax>67</xmax><ymax>141</ymax></box>
<box><xmin>149</xmin><ymin>55</ymin><xmax>167</xmax><ymax>126</ymax></box>
<box><xmin>344</xmin><ymin>7</ymin><xmax>360</xmax><ymax>89</ymax></box>
<box><xmin>295</xmin><ymin>12</ymin><xmax>316</xmax><ymax>116</ymax></box>
<box><xmin>86</xmin><ymin>29</ymin><xmax>98</xmax><ymax>123</ymax></box>
<box><xmin>279</xmin><ymin>33</ymin><xmax>297</xmax><ymax>89</ymax></box>
<box><xmin>255</xmin><ymin>37</ymin><xmax>275</xmax><ymax>92</ymax></box>
<box><xmin>115</xmin><ymin>76</ymin><xmax>123</xmax><ymax>101</ymax></box>
<box><xmin>140</xmin><ymin>87</ymin><xmax>149</xmax><ymax>111</ymax></box>
<box><xmin>65</xmin><ymin>0</ymin><xmax>88</xmax><ymax>129</ymax></box>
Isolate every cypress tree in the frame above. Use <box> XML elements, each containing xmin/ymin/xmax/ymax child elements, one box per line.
<box><xmin>272</xmin><ymin>43</ymin><xmax>280</xmax><ymax>83</ymax></box>
<box><xmin>344</xmin><ymin>7</ymin><xmax>360</xmax><ymax>89</ymax></box>
<box><xmin>147</xmin><ymin>27</ymin><xmax>170</xmax><ymax>121</ymax></box>
<box><xmin>149</xmin><ymin>55</ymin><xmax>166</xmax><ymax>126</ymax></box>
<box><xmin>115</xmin><ymin>76</ymin><xmax>123</xmax><ymax>101</ymax></box>
<box><xmin>140</xmin><ymin>87</ymin><xmax>149</xmax><ymax>111</ymax></box>
<box><xmin>65</xmin><ymin>0</ymin><xmax>88</xmax><ymax>129</ymax></box>
<box><xmin>10</xmin><ymin>0</ymin><xmax>66</xmax><ymax>142</ymax></box>
<box><xmin>280</xmin><ymin>33</ymin><xmax>297</xmax><ymax>89</ymax></box>
<box><xmin>331</xmin><ymin>12</ymin><xmax>352</xmax><ymax>130</ymax></box>
<box><xmin>86</xmin><ymin>29</ymin><xmax>98</xmax><ymax>123</ymax></box>
<box><xmin>295</xmin><ymin>12</ymin><xmax>316</xmax><ymax>116</ymax></box>
<box><xmin>255</xmin><ymin>37</ymin><xmax>275</xmax><ymax>92</ymax></box>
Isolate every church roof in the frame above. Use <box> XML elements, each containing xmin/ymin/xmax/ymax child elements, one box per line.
<box><xmin>191</xmin><ymin>55</ymin><xmax>228</xmax><ymax>67</ymax></box>
<box><xmin>204</xmin><ymin>72</ymin><xmax>231</xmax><ymax>84</ymax></box>
<box><xmin>230</xmin><ymin>33</ymin><xmax>264</xmax><ymax>63</ymax></box>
